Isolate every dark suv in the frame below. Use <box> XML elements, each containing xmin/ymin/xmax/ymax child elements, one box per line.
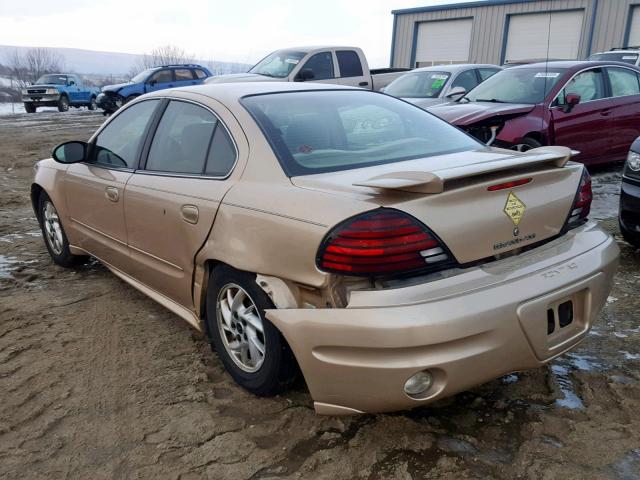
<box><xmin>97</xmin><ymin>64</ymin><xmax>212</xmax><ymax>114</ymax></box>
<box><xmin>620</xmin><ymin>137</ymin><xmax>640</xmax><ymax>248</ymax></box>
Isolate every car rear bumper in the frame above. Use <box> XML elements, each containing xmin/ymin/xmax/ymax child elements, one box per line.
<box><xmin>266</xmin><ymin>223</ymin><xmax>619</xmax><ymax>414</ymax></box>
<box><xmin>620</xmin><ymin>177</ymin><xmax>640</xmax><ymax>235</ymax></box>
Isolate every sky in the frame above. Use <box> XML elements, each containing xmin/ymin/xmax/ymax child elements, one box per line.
<box><xmin>0</xmin><ymin>0</ymin><xmax>469</xmax><ymax>67</ymax></box>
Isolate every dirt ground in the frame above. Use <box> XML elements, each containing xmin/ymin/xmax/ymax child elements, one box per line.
<box><xmin>1</xmin><ymin>110</ymin><xmax>639</xmax><ymax>480</ymax></box>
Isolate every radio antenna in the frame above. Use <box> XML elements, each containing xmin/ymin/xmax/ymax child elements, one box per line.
<box><xmin>541</xmin><ymin>12</ymin><xmax>552</xmax><ymax>139</ymax></box>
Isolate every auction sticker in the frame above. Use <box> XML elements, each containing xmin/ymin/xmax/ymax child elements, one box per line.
<box><xmin>534</xmin><ymin>72</ymin><xmax>560</xmax><ymax>78</ymax></box>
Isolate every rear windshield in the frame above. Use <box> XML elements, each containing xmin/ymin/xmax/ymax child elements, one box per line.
<box><xmin>463</xmin><ymin>67</ymin><xmax>566</xmax><ymax>104</ymax></box>
<box><xmin>588</xmin><ymin>52</ymin><xmax>639</xmax><ymax>64</ymax></box>
<box><xmin>241</xmin><ymin>90</ymin><xmax>481</xmax><ymax>176</ymax></box>
<box><xmin>384</xmin><ymin>71</ymin><xmax>451</xmax><ymax>98</ymax></box>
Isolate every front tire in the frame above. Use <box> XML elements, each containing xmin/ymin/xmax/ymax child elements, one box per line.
<box><xmin>205</xmin><ymin>265</ymin><xmax>298</xmax><ymax>396</ymax></box>
<box><xmin>620</xmin><ymin>220</ymin><xmax>640</xmax><ymax>249</ymax></box>
<box><xmin>37</xmin><ymin>192</ymin><xmax>88</xmax><ymax>267</ymax></box>
<box><xmin>511</xmin><ymin>136</ymin><xmax>542</xmax><ymax>152</ymax></box>
<box><xmin>57</xmin><ymin>95</ymin><xmax>69</xmax><ymax>112</ymax></box>
<box><xmin>24</xmin><ymin>102</ymin><xmax>36</xmax><ymax>113</ymax></box>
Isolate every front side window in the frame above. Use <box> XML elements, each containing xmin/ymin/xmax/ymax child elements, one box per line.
<box><xmin>175</xmin><ymin>69</ymin><xmax>194</xmax><ymax>81</ymax></box>
<box><xmin>146</xmin><ymin>101</ymin><xmax>217</xmax><ymax>174</ymax></box>
<box><xmin>562</xmin><ymin>69</ymin><xmax>606</xmax><ymax>102</ymax></box>
<box><xmin>299</xmin><ymin>52</ymin><xmax>334</xmax><ymax>81</ymax></box>
<box><xmin>149</xmin><ymin>69</ymin><xmax>173</xmax><ymax>84</ymax></box>
<box><xmin>451</xmin><ymin>69</ymin><xmax>478</xmax><ymax>92</ymax></box>
<box><xmin>249</xmin><ymin>50</ymin><xmax>306</xmax><ymax>78</ymax></box>
<box><xmin>242</xmin><ymin>90</ymin><xmax>481</xmax><ymax>176</ymax></box>
<box><xmin>465</xmin><ymin>67</ymin><xmax>566</xmax><ymax>104</ymax></box>
<box><xmin>607</xmin><ymin>67</ymin><xmax>640</xmax><ymax>97</ymax></box>
<box><xmin>384</xmin><ymin>71</ymin><xmax>450</xmax><ymax>98</ymax></box>
<box><xmin>93</xmin><ymin>100</ymin><xmax>160</xmax><ymax>168</ymax></box>
<box><xmin>478</xmin><ymin>68</ymin><xmax>500</xmax><ymax>81</ymax></box>
<box><xmin>337</xmin><ymin>51</ymin><xmax>363</xmax><ymax>77</ymax></box>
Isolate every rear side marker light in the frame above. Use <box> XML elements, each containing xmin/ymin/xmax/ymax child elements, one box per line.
<box><xmin>317</xmin><ymin>209</ymin><xmax>454</xmax><ymax>277</ymax></box>
<box><xmin>487</xmin><ymin>178</ymin><xmax>532</xmax><ymax>191</ymax></box>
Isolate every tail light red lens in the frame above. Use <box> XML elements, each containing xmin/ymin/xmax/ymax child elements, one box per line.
<box><xmin>317</xmin><ymin>209</ymin><xmax>454</xmax><ymax>276</ymax></box>
<box><xmin>566</xmin><ymin>168</ymin><xmax>592</xmax><ymax>229</ymax></box>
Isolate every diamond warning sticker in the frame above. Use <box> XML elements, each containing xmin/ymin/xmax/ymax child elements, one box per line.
<box><xmin>503</xmin><ymin>191</ymin><xmax>526</xmax><ymax>226</ymax></box>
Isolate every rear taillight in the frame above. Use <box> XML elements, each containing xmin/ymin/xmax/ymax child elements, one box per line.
<box><xmin>316</xmin><ymin>209</ymin><xmax>454</xmax><ymax>277</ymax></box>
<box><xmin>566</xmin><ymin>168</ymin><xmax>592</xmax><ymax>229</ymax></box>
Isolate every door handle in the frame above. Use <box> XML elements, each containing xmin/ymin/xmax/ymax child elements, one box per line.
<box><xmin>181</xmin><ymin>205</ymin><xmax>199</xmax><ymax>224</ymax></box>
<box><xmin>104</xmin><ymin>186</ymin><xmax>119</xmax><ymax>202</ymax></box>
<box><xmin>600</xmin><ymin>109</ymin><xmax>611</xmax><ymax>116</ymax></box>
<box><xmin>359</xmin><ymin>81</ymin><xmax>369</xmax><ymax>87</ymax></box>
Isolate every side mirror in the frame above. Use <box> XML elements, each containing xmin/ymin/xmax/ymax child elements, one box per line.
<box><xmin>295</xmin><ymin>69</ymin><xmax>315</xmax><ymax>82</ymax></box>
<box><xmin>52</xmin><ymin>141</ymin><xmax>88</xmax><ymax>164</ymax></box>
<box><xmin>445</xmin><ymin>86</ymin><xmax>467</xmax><ymax>101</ymax></box>
<box><xmin>68</xmin><ymin>81</ymin><xmax>75</xmax><ymax>86</ymax></box>
<box><xmin>148</xmin><ymin>79</ymin><xmax>157</xmax><ymax>86</ymax></box>
<box><xmin>564</xmin><ymin>93</ymin><xmax>581</xmax><ymax>113</ymax></box>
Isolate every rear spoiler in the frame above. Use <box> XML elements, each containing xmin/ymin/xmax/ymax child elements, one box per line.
<box><xmin>353</xmin><ymin>146</ymin><xmax>575</xmax><ymax>194</ymax></box>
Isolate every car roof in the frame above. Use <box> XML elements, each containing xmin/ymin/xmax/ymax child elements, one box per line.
<box><xmin>409</xmin><ymin>64</ymin><xmax>501</xmax><ymax>74</ymax></box>
<box><xmin>508</xmin><ymin>60</ymin><xmax>640</xmax><ymax>70</ymax></box>
<box><xmin>150</xmin><ymin>81</ymin><xmax>360</xmax><ymax>104</ymax></box>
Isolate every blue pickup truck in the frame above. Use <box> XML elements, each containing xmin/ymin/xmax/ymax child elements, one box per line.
<box><xmin>21</xmin><ymin>74</ymin><xmax>101</xmax><ymax>113</ymax></box>
<box><xmin>97</xmin><ymin>64</ymin><xmax>212</xmax><ymax>114</ymax></box>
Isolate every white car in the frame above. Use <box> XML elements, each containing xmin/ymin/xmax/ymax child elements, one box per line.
<box><xmin>588</xmin><ymin>47</ymin><xmax>640</xmax><ymax>66</ymax></box>
<box><xmin>383</xmin><ymin>64</ymin><xmax>501</xmax><ymax>109</ymax></box>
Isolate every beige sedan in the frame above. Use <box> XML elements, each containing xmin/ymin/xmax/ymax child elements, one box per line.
<box><xmin>32</xmin><ymin>83</ymin><xmax>618</xmax><ymax>414</ymax></box>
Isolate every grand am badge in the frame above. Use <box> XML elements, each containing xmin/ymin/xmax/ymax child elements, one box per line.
<box><xmin>503</xmin><ymin>191</ymin><xmax>526</xmax><ymax>226</ymax></box>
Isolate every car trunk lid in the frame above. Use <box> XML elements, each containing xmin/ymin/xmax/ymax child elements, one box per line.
<box><xmin>291</xmin><ymin>146</ymin><xmax>583</xmax><ymax>264</ymax></box>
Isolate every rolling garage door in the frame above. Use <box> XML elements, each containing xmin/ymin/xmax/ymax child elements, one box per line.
<box><xmin>414</xmin><ymin>18</ymin><xmax>473</xmax><ymax>67</ymax></box>
<box><xmin>504</xmin><ymin>11</ymin><xmax>584</xmax><ymax>62</ymax></box>
<box><xmin>628</xmin><ymin>7</ymin><xmax>640</xmax><ymax>46</ymax></box>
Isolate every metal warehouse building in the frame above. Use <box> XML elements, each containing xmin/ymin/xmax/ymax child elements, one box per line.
<box><xmin>390</xmin><ymin>0</ymin><xmax>640</xmax><ymax>67</ymax></box>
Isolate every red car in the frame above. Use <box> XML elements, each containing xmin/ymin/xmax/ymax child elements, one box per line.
<box><xmin>429</xmin><ymin>61</ymin><xmax>640</xmax><ymax>165</ymax></box>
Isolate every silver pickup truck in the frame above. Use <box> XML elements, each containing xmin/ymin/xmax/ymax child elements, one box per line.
<box><xmin>205</xmin><ymin>46</ymin><xmax>410</xmax><ymax>91</ymax></box>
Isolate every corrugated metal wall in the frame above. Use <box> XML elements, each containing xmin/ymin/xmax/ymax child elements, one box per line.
<box><xmin>391</xmin><ymin>0</ymin><xmax>637</xmax><ymax>68</ymax></box>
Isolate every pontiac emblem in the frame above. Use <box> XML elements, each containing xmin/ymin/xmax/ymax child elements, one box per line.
<box><xmin>503</xmin><ymin>191</ymin><xmax>526</xmax><ymax>226</ymax></box>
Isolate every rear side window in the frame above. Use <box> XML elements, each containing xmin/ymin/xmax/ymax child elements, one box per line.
<box><xmin>175</xmin><ymin>69</ymin><xmax>194</xmax><ymax>81</ymax></box>
<box><xmin>607</xmin><ymin>67</ymin><xmax>640</xmax><ymax>97</ymax></box>
<box><xmin>94</xmin><ymin>100</ymin><xmax>160</xmax><ymax>168</ymax></box>
<box><xmin>337</xmin><ymin>51</ymin><xmax>363</xmax><ymax>78</ymax></box>
<box><xmin>299</xmin><ymin>52</ymin><xmax>334</xmax><ymax>81</ymax></box>
<box><xmin>242</xmin><ymin>90</ymin><xmax>480</xmax><ymax>176</ymax></box>
<box><xmin>146</xmin><ymin>101</ymin><xmax>217</xmax><ymax>174</ymax></box>
<box><xmin>194</xmin><ymin>69</ymin><xmax>208</xmax><ymax>79</ymax></box>
<box><xmin>205</xmin><ymin>127</ymin><xmax>236</xmax><ymax>176</ymax></box>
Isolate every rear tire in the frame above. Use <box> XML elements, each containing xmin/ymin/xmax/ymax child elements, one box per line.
<box><xmin>37</xmin><ymin>192</ymin><xmax>88</xmax><ymax>267</ymax></box>
<box><xmin>24</xmin><ymin>103</ymin><xmax>36</xmax><ymax>113</ymax></box>
<box><xmin>57</xmin><ymin>95</ymin><xmax>69</xmax><ymax>112</ymax></box>
<box><xmin>511</xmin><ymin>136</ymin><xmax>542</xmax><ymax>152</ymax></box>
<box><xmin>204</xmin><ymin>265</ymin><xmax>298</xmax><ymax>396</ymax></box>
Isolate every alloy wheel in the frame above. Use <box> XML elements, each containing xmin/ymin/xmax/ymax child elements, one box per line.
<box><xmin>43</xmin><ymin>201</ymin><xmax>64</xmax><ymax>255</ymax></box>
<box><xmin>216</xmin><ymin>283</ymin><xmax>266</xmax><ymax>372</ymax></box>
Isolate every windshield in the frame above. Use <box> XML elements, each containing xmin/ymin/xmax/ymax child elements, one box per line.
<box><xmin>249</xmin><ymin>50</ymin><xmax>306</xmax><ymax>78</ymax></box>
<box><xmin>35</xmin><ymin>74</ymin><xmax>67</xmax><ymax>85</ymax></box>
<box><xmin>131</xmin><ymin>68</ymin><xmax>156</xmax><ymax>83</ymax></box>
<box><xmin>384</xmin><ymin>71</ymin><xmax>451</xmax><ymax>98</ymax></box>
<box><xmin>588</xmin><ymin>52</ymin><xmax>639</xmax><ymax>64</ymax></box>
<box><xmin>242</xmin><ymin>90</ymin><xmax>481</xmax><ymax>176</ymax></box>
<box><xmin>464</xmin><ymin>67</ymin><xmax>566</xmax><ymax>104</ymax></box>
